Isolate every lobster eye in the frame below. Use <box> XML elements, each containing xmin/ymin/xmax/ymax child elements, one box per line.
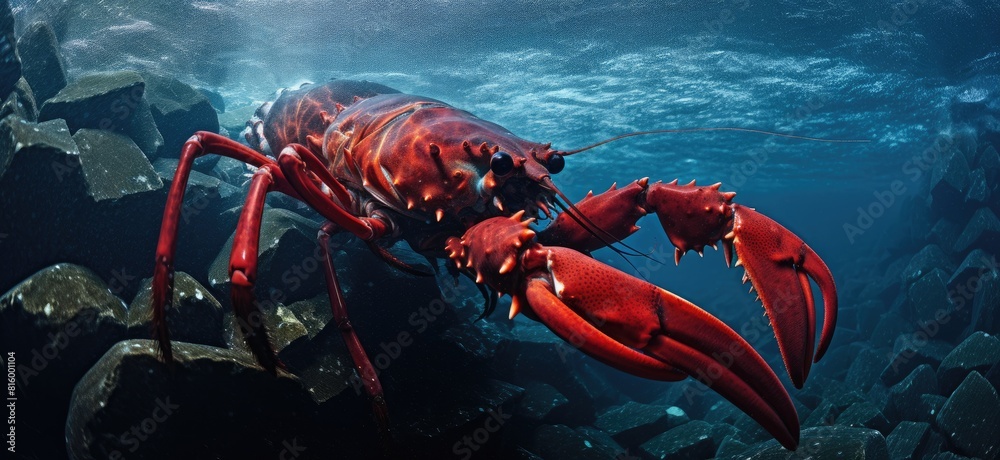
<box><xmin>545</xmin><ymin>154</ymin><xmax>565</xmax><ymax>174</ymax></box>
<box><xmin>490</xmin><ymin>151</ymin><xmax>515</xmax><ymax>176</ymax></box>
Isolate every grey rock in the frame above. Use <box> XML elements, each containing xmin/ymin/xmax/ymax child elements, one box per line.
<box><xmin>0</xmin><ymin>0</ymin><xmax>21</xmax><ymax>98</ymax></box>
<box><xmin>737</xmin><ymin>426</ymin><xmax>889</xmax><ymax>460</ymax></box>
<box><xmin>142</xmin><ymin>73</ymin><xmax>220</xmax><ymax>161</ymax></box>
<box><xmin>930</xmin><ymin>148</ymin><xmax>970</xmax><ymax>215</ymax></box>
<box><xmin>496</xmin><ymin>323</ymin><xmax>616</xmax><ymax>422</ymax></box>
<box><xmin>529</xmin><ymin>424</ymin><xmax>627</xmax><ymax>460</ymax></box>
<box><xmin>907</xmin><ymin>268</ymin><xmax>966</xmax><ymax>341</ymax></box>
<box><xmin>929</xmin><ymin>219</ymin><xmax>962</xmax><ymax>249</ymax></box>
<box><xmin>881</xmin><ymin>339</ymin><xmax>951</xmax><ymax>386</ymax></box>
<box><xmin>72</xmin><ymin>128</ymin><xmax>163</xmax><ymax>201</ymax></box>
<box><xmin>947</xmin><ymin>249</ymin><xmax>997</xmax><ymax>294</ymax></box>
<box><xmin>716</xmin><ymin>434</ymin><xmax>749</xmax><ymax>458</ymax></box>
<box><xmin>594</xmin><ymin>400</ymin><xmax>689</xmax><ymax>447</ymax></box>
<box><xmin>935</xmin><ymin>371</ymin><xmax>1000</xmax><ymax>459</ymax></box>
<box><xmin>885</xmin><ymin>421</ymin><xmax>929</xmax><ymax>460</ymax></box>
<box><xmin>976</xmin><ymin>144</ymin><xmax>1000</xmax><ymax>183</ymax></box>
<box><xmin>38</xmin><ymin>71</ymin><xmax>163</xmax><ymax>158</ymax></box>
<box><xmin>0</xmin><ymin>77</ymin><xmax>37</xmax><ymax>121</ymax></box>
<box><xmin>953</xmin><ymin>207</ymin><xmax>1000</xmax><ymax>255</ymax></box>
<box><xmin>16</xmin><ymin>21</ymin><xmax>67</xmax><ymax>103</ymax></box>
<box><xmin>0</xmin><ymin>264</ymin><xmax>128</xmax><ymax>460</ymax></box>
<box><xmin>803</xmin><ymin>402</ymin><xmax>837</xmax><ymax>428</ymax></box>
<box><xmin>967</xmin><ymin>272</ymin><xmax>1000</xmax><ymax>335</ymax></box>
<box><xmin>871</xmin><ymin>312</ymin><xmax>914</xmax><ymax>349</ymax></box>
<box><xmin>639</xmin><ymin>420</ymin><xmax>716</xmax><ymax>460</ymax></box>
<box><xmin>837</xmin><ymin>402</ymin><xmax>891</xmax><ymax>435</ymax></box>
<box><xmin>515</xmin><ymin>382</ymin><xmax>571</xmax><ymax>424</ymax></box>
<box><xmin>848</xmin><ymin>347</ymin><xmax>891</xmax><ymax>391</ymax></box>
<box><xmin>888</xmin><ymin>365</ymin><xmax>939</xmax><ymax>423</ymax></box>
<box><xmin>919</xmin><ymin>394</ymin><xmax>946</xmax><ymax>420</ymax></box>
<box><xmin>128</xmin><ymin>271</ymin><xmax>225</xmax><ymax>347</ymax></box>
<box><xmin>964</xmin><ymin>167</ymin><xmax>990</xmax><ymax>203</ymax></box>
<box><xmin>936</xmin><ymin>331</ymin><xmax>1000</xmax><ymax>395</ymax></box>
<box><xmin>198</xmin><ymin>87</ymin><xmax>225</xmax><ymax>112</ymax></box>
<box><xmin>65</xmin><ymin>340</ymin><xmax>346</xmax><ymax>460</ymax></box>
<box><xmin>901</xmin><ymin>245</ymin><xmax>955</xmax><ymax>287</ymax></box>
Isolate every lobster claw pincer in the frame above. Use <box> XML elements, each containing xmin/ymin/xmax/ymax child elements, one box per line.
<box><xmin>446</xmin><ymin>213</ymin><xmax>801</xmax><ymax>449</ymax></box>
<box><xmin>644</xmin><ymin>182</ymin><xmax>838</xmax><ymax>389</ymax></box>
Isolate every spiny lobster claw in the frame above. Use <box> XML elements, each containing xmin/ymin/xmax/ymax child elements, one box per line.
<box><xmin>446</xmin><ymin>213</ymin><xmax>800</xmax><ymax>449</ymax></box>
<box><xmin>645</xmin><ymin>181</ymin><xmax>838</xmax><ymax>389</ymax></box>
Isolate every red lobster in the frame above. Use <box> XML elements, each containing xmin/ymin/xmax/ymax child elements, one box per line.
<box><xmin>151</xmin><ymin>80</ymin><xmax>837</xmax><ymax>450</ymax></box>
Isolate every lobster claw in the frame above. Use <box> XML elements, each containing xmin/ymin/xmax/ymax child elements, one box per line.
<box><xmin>521</xmin><ymin>247</ymin><xmax>800</xmax><ymax>450</ymax></box>
<box><xmin>645</xmin><ymin>182</ymin><xmax>838</xmax><ymax>389</ymax></box>
<box><xmin>446</xmin><ymin>214</ymin><xmax>800</xmax><ymax>449</ymax></box>
<box><xmin>729</xmin><ymin>205</ymin><xmax>838</xmax><ymax>388</ymax></box>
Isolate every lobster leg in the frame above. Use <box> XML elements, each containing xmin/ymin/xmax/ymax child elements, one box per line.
<box><xmin>229</xmin><ymin>165</ymin><xmax>285</xmax><ymax>373</ymax></box>
<box><xmin>318</xmin><ymin>224</ymin><xmax>392</xmax><ymax>443</ymax></box>
<box><xmin>152</xmin><ymin>132</ymin><xmax>297</xmax><ymax>364</ymax></box>
<box><xmin>538</xmin><ymin>178</ymin><xmax>837</xmax><ymax>388</ymax></box>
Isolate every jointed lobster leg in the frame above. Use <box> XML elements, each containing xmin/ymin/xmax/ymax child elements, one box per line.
<box><xmin>229</xmin><ymin>165</ymin><xmax>286</xmax><ymax>373</ymax></box>
<box><xmin>538</xmin><ymin>178</ymin><xmax>837</xmax><ymax>388</ymax></box>
<box><xmin>318</xmin><ymin>224</ymin><xmax>391</xmax><ymax>441</ymax></box>
<box><xmin>153</xmin><ymin>132</ymin><xmax>297</xmax><ymax>364</ymax></box>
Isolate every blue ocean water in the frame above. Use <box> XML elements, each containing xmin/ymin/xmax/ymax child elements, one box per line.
<box><xmin>3</xmin><ymin>0</ymin><xmax>1000</xmax><ymax>459</ymax></box>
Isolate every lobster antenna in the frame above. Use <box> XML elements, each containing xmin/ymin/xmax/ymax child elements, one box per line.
<box><xmin>561</xmin><ymin>127</ymin><xmax>871</xmax><ymax>156</ymax></box>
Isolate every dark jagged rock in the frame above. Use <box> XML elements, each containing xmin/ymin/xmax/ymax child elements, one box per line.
<box><xmin>208</xmin><ymin>208</ymin><xmax>325</xmax><ymax>305</ymax></box>
<box><xmin>936</xmin><ymin>331</ymin><xmax>1000</xmax><ymax>395</ymax></box>
<box><xmin>922</xmin><ymin>430</ymin><xmax>946</xmax><ymax>458</ymax></box>
<box><xmin>888</xmin><ymin>365</ymin><xmax>939</xmax><ymax>423</ymax></box>
<box><xmin>0</xmin><ymin>264</ymin><xmax>128</xmax><ymax>460</ymax></box>
<box><xmin>594</xmin><ymin>401</ymin><xmax>689</xmax><ymax>447</ymax></box>
<box><xmin>198</xmin><ymin>87</ymin><xmax>225</xmax><ymax>112</ymax></box>
<box><xmin>16</xmin><ymin>21</ymin><xmax>67</xmax><ymax>103</ymax></box>
<box><xmin>716</xmin><ymin>435</ymin><xmax>749</xmax><ymax>458</ymax></box>
<box><xmin>929</xmin><ymin>219</ymin><xmax>962</xmax><ymax>249</ymax></box>
<box><xmin>65</xmin><ymin>340</ymin><xmax>354</xmax><ymax>460</ymax></box>
<box><xmin>639</xmin><ymin>420</ymin><xmax>715</xmax><ymax>460</ymax></box>
<box><xmin>515</xmin><ymin>382</ymin><xmax>571</xmax><ymax>424</ymax></box>
<box><xmin>976</xmin><ymin>144</ymin><xmax>1000</xmax><ymax>183</ymax></box>
<box><xmin>0</xmin><ymin>0</ymin><xmax>21</xmax><ymax>98</ymax></box>
<box><xmin>838</xmin><ymin>402</ymin><xmax>891</xmax><ymax>435</ymax></box>
<box><xmin>128</xmin><ymin>272</ymin><xmax>225</xmax><ymax>347</ymax></box>
<box><xmin>930</xmin><ymin>148</ymin><xmax>970</xmax><ymax>216</ymax></box>
<box><xmin>885</xmin><ymin>421</ymin><xmax>929</xmax><ymax>460</ymax></box>
<box><xmin>704</xmin><ymin>399</ymin><xmax>740</xmax><ymax>425</ymax></box>
<box><xmin>529</xmin><ymin>424</ymin><xmax>627</xmax><ymax>460</ymax></box>
<box><xmin>733</xmin><ymin>426</ymin><xmax>888</xmax><ymax>460</ymax></box>
<box><xmin>38</xmin><ymin>71</ymin><xmax>164</xmax><ymax>158</ymax></box>
<box><xmin>0</xmin><ymin>77</ymin><xmax>37</xmax><ymax>121</ymax></box>
<box><xmin>907</xmin><ymin>268</ymin><xmax>966</xmax><ymax>341</ymax></box>
<box><xmin>901</xmin><ymin>245</ymin><xmax>955</xmax><ymax>287</ymax></box>
<box><xmin>953</xmin><ymin>207</ymin><xmax>1000</xmax><ymax>255</ymax></box>
<box><xmin>881</xmin><ymin>338</ymin><xmax>951</xmax><ymax>386</ymax></box>
<box><xmin>965</xmin><ymin>167</ymin><xmax>990</xmax><ymax>204</ymax></box>
<box><xmin>848</xmin><ymin>347</ymin><xmax>891</xmax><ymax>391</ymax></box>
<box><xmin>211</xmin><ymin>155</ymin><xmax>251</xmax><ymax>185</ymax></box>
<box><xmin>968</xmin><ymin>272</ymin><xmax>1000</xmax><ymax>335</ymax></box>
<box><xmin>72</xmin><ymin>128</ymin><xmax>163</xmax><ymax>201</ymax></box>
<box><xmin>398</xmin><ymin>379</ymin><xmax>523</xmax><ymax>458</ymax></box>
<box><xmin>947</xmin><ymin>249</ymin><xmax>997</xmax><ymax>294</ymax></box>
<box><xmin>871</xmin><ymin>312</ymin><xmax>914</xmax><ymax>349</ymax></box>
<box><xmin>935</xmin><ymin>371</ymin><xmax>1000</xmax><ymax>459</ymax></box>
<box><xmin>919</xmin><ymin>394</ymin><xmax>946</xmax><ymax>420</ymax></box>
<box><xmin>496</xmin><ymin>324</ymin><xmax>616</xmax><ymax>422</ymax></box>
<box><xmin>142</xmin><ymin>73</ymin><xmax>220</xmax><ymax>162</ymax></box>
